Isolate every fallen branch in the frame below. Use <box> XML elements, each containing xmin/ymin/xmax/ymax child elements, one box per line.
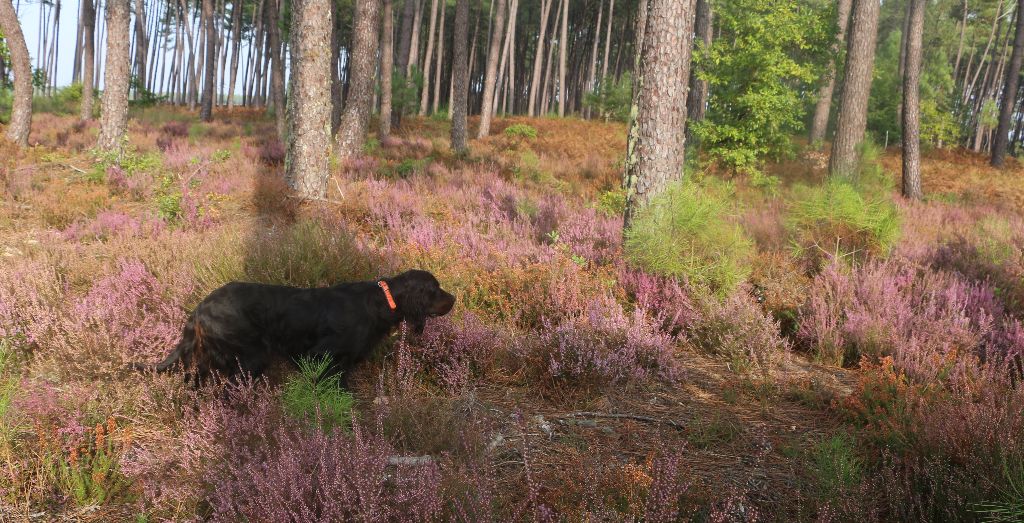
<box><xmin>557</xmin><ymin>411</ymin><xmax>686</xmax><ymax>431</ymax></box>
<box><xmin>388</xmin><ymin>455</ymin><xmax>433</xmax><ymax>466</ymax></box>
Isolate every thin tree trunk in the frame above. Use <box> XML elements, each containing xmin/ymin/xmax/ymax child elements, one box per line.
<box><xmin>80</xmin><ymin>0</ymin><xmax>96</xmax><ymax>120</ymax></box>
<box><xmin>809</xmin><ymin>0</ymin><xmax>852</xmax><ymax>144</ymax></box>
<box><xmin>622</xmin><ymin>0</ymin><xmax>696</xmax><ymax>228</ymax></box>
<box><xmin>337</xmin><ymin>0</ymin><xmax>383</xmax><ymax>159</ymax></box>
<box><xmin>286</xmin><ymin>0</ymin><xmax>334</xmax><ymax>198</ymax></box>
<box><xmin>601</xmin><ymin>0</ymin><xmax>613</xmax><ymax>81</ymax></box>
<box><xmin>393</xmin><ymin>0</ymin><xmax>416</xmax><ymax>127</ymax></box>
<box><xmin>98</xmin><ymin>0</ymin><xmax>131</xmax><ymax>151</ymax></box>
<box><xmin>478</xmin><ymin>0</ymin><xmax>506</xmax><ymax>136</ymax></box>
<box><xmin>557</xmin><ymin>0</ymin><xmax>568</xmax><ymax>116</ymax></box>
<box><xmin>73</xmin><ymin>0</ymin><xmax>84</xmax><ymax>83</ymax></box>
<box><xmin>450</xmin><ymin>0</ymin><xmax>470</xmax><ymax>152</ymax></box>
<box><xmin>227</xmin><ymin>0</ymin><xmax>243</xmax><ymax>107</ymax></box>
<box><xmin>380</xmin><ymin>0</ymin><xmax>395</xmax><ymax>136</ymax></box>
<box><xmin>134</xmin><ymin>0</ymin><xmax>148</xmax><ymax>91</ymax></box>
<box><xmin>267</xmin><ymin>0</ymin><xmax>286</xmax><ymax>135</ymax></box>
<box><xmin>901</xmin><ymin>0</ymin><xmax>924</xmax><ymax>199</ymax></box>
<box><xmin>527</xmin><ymin>0</ymin><xmax>552</xmax><ymax>115</ymax></box>
<box><xmin>408</xmin><ymin>0</ymin><xmax>423</xmax><ymax>74</ymax></box>
<box><xmin>541</xmin><ymin>0</ymin><xmax>561</xmax><ymax>115</ymax></box>
<box><xmin>585</xmin><ymin>0</ymin><xmax>602</xmax><ymax>117</ymax></box>
<box><xmin>964</xmin><ymin>0</ymin><xmax>1004</xmax><ymax>105</ymax></box>
<box><xmin>993</xmin><ymin>0</ymin><xmax>1024</xmax><ymax>166</ymax></box>
<box><xmin>685</xmin><ymin>0</ymin><xmax>712</xmax><ymax>139</ymax></box>
<box><xmin>200</xmin><ymin>0</ymin><xmax>216</xmax><ymax>120</ymax></box>
<box><xmin>432</xmin><ymin>0</ymin><xmax>446</xmax><ymax>113</ymax></box>
<box><xmin>419</xmin><ymin>0</ymin><xmax>440</xmax><ymax>113</ymax></box>
<box><xmin>954</xmin><ymin>0</ymin><xmax>968</xmax><ymax>79</ymax></box>
<box><xmin>0</xmin><ymin>0</ymin><xmax>31</xmax><ymax>145</ymax></box>
<box><xmin>828</xmin><ymin>0</ymin><xmax>881</xmax><ymax>179</ymax></box>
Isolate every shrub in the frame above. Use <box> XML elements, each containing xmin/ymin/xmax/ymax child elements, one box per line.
<box><xmin>787</xmin><ymin>178</ymin><xmax>901</xmax><ymax>269</ymax></box>
<box><xmin>624</xmin><ymin>179</ymin><xmax>754</xmax><ymax>294</ymax></box>
<box><xmin>687</xmin><ymin>288</ymin><xmax>788</xmax><ymax>374</ymax></box>
<box><xmin>57</xmin><ymin>418</ymin><xmax>133</xmax><ymax>506</ymax></box>
<box><xmin>503</xmin><ymin>123</ymin><xmax>538</xmax><ymax>140</ymax></box>
<box><xmin>583</xmin><ymin>74</ymin><xmax>632</xmax><ymax>122</ymax></box>
<box><xmin>810</xmin><ymin>432</ymin><xmax>863</xmax><ymax>500</ymax></box>
<box><xmin>282</xmin><ymin>355</ymin><xmax>355</xmax><ymax>432</ymax></box>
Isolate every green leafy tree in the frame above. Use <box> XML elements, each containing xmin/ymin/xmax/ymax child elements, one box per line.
<box><xmin>583</xmin><ymin>73</ymin><xmax>632</xmax><ymax>122</ymax></box>
<box><xmin>691</xmin><ymin>0</ymin><xmax>832</xmax><ymax>174</ymax></box>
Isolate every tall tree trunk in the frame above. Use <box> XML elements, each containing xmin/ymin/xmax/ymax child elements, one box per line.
<box><xmin>541</xmin><ymin>0</ymin><xmax>561</xmax><ymax>115</ymax></box>
<box><xmin>901</xmin><ymin>0</ymin><xmax>924</xmax><ymax>199</ymax></box>
<box><xmin>0</xmin><ymin>0</ymin><xmax>31</xmax><ymax>145</ymax></box>
<box><xmin>419</xmin><ymin>0</ymin><xmax>439</xmax><ymax>113</ymax></box>
<box><xmin>98</xmin><ymin>0</ymin><xmax>131</xmax><ymax>151</ymax></box>
<box><xmin>557</xmin><ymin>0</ymin><xmax>568</xmax><ymax>116</ymax></box>
<box><xmin>408</xmin><ymin>0</ymin><xmax>423</xmax><ymax>74</ymax></box>
<box><xmin>527</xmin><ymin>0</ymin><xmax>552</xmax><ymax>115</ymax></box>
<box><xmin>80</xmin><ymin>0</ymin><xmax>96</xmax><ymax>120</ymax></box>
<box><xmin>200</xmin><ymin>0</ymin><xmax>216</xmax><ymax>120</ymax></box>
<box><xmin>601</xmin><ymin>0</ymin><xmax>614</xmax><ymax>81</ymax></box>
<box><xmin>336</xmin><ymin>0</ymin><xmax>382</xmax><ymax>160</ymax></box>
<box><xmin>227</xmin><ymin>0</ymin><xmax>243</xmax><ymax>107</ymax></box>
<box><xmin>330</xmin><ymin>2</ymin><xmax>343</xmax><ymax>133</ymax></box>
<box><xmin>993</xmin><ymin>0</ymin><xmax>1024</xmax><ymax>166</ymax></box>
<box><xmin>809</xmin><ymin>0</ymin><xmax>852</xmax><ymax>144</ymax></box>
<box><xmin>622</xmin><ymin>0</ymin><xmax>695</xmax><ymax>228</ymax></box>
<box><xmin>267</xmin><ymin>0</ymin><xmax>286</xmax><ymax>136</ymax></box>
<box><xmin>478</xmin><ymin>0</ymin><xmax>506</xmax><ymax>136</ymax></box>
<box><xmin>393</xmin><ymin>0</ymin><xmax>416</xmax><ymax>127</ymax></box>
<box><xmin>828</xmin><ymin>0</ymin><xmax>881</xmax><ymax>179</ymax></box>
<box><xmin>134</xmin><ymin>0</ymin><xmax>148</xmax><ymax>91</ymax></box>
<box><xmin>286</xmin><ymin>0</ymin><xmax>333</xmax><ymax>198</ymax></box>
<box><xmin>685</xmin><ymin>0</ymin><xmax>712</xmax><ymax>139</ymax></box>
<box><xmin>585</xmin><ymin>0</ymin><xmax>603</xmax><ymax>117</ymax></box>
<box><xmin>450</xmin><ymin>0</ymin><xmax>470</xmax><ymax>153</ymax></box>
<box><xmin>954</xmin><ymin>0</ymin><xmax>968</xmax><ymax>79</ymax></box>
<box><xmin>963</xmin><ymin>0</ymin><xmax>1003</xmax><ymax>105</ymax></box>
<box><xmin>895</xmin><ymin>0</ymin><xmax>911</xmax><ymax>121</ymax></box>
<box><xmin>380</xmin><ymin>0</ymin><xmax>395</xmax><ymax>136</ymax></box>
<box><xmin>432</xmin><ymin>0</ymin><xmax>446</xmax><ymax>113</ymax></box>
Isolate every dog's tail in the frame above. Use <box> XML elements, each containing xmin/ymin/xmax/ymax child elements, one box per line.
<box><xmin>132</xmin><ymin>315</ymin><xmax>199</xmax><ymax>373</ymax></box>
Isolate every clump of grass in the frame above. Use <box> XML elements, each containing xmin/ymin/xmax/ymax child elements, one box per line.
<box><xmin>787</xmin><ymin>178</ymin><xmax>900</xmax><ymax>269</ymax></box>
<box><xmin>810</xmin><ymin>432</ymin><xmax>862</xmax><ymax>500</ymax></box>
<box><xmin>282</xmin><ymin>355</ymin><xmax>355</xmax><ymax>432</ymax></box>
<box><xmin>504</xmin><ymin>123</ymin><xmax>538</xmax><ymax>140</ymax></box>
<box><xmin>624</xmin><ymin>178</ymin><xmax>754</xmax><ymax>294</ymax></box>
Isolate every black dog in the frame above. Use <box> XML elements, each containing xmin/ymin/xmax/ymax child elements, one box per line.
<box><xmin>136</xmin><ymin>270</ymin><xmax>455</xmax><ymax>379</ymax></box>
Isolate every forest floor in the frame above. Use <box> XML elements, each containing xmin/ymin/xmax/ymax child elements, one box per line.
<box><xmin>1</xmin><ymin>108</ymin><xmax>1023</xmax><ymax>521</ymax></box>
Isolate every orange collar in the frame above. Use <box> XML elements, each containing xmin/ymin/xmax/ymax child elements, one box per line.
<box><xmin>378</xmin><ymin>281</ymin><xmax>397</xmax><ymax>310</ymax></box>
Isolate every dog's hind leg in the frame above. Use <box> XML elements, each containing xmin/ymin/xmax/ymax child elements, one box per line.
<box><xmin>132</xmin><ymin>314</ymin><xmax>200</xmax><ymax>374</ymax></box>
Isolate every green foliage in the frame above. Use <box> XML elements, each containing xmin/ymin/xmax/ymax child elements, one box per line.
<box><xmin>391</xmin><ymin>66</ymin><xmax>425</xmax><ymax>116</ymax></box>
<box><xmin>88</xmin><ymin>147</ymin><xmax>162</xmax><ymax>183</ymax></box>
<box><xmin>156</xmin><ymin>193</ymin><xmax>182</xmax><ymax>221</ymax></box>
<box><xmin>0</xmin><ymin>338</ymin><xmax>20</xmax><ymax>451</ymax></box>
<box><xmin>56</xmin><ymin>421</ymin><xmax>132</xmax><ymax>506</ymax></box>
<box><xmin>811</xmin><ymin>432</ymin><xmax>863</xmax><ymax>499</ymax></box>
<box><xmin>583</xmin><ymin>73</ymin><xmax>632</xmax><ymax>122</ymax></box>
<box><xmin>624</xmin><ymin>178</ymin><xmax>754</xmax><ymax>293</ymax></box>
<box><xmin>787</xmin><ymin>178</ymin><xmax>901</xmax><ymax>268</ymax></box>
<box><xmin>128</xmin><ymin>76</ymin><xmax>165</xmax><ymax>107</ymax></box>
<box><xmin>691</xmin><ymin>0</ymin><xmax>832</xmax><ymax>174</ymax></box>
<box><xmin>975</xmin><ymin>458</ymin><xmax>1024</xmax><ymax>522</ymax></box>
<box><xmin>594</xmin><ymin>188</ymin><xmax>626</xmax><ymax>217</ymax></box>
<box><xmin>31</xmin><ymin>68</ymin><xmax>47</xmax><ymax>91</ymax></box>
<box><xmin>503</xmin><ymin>123</ymin><xmax>538</xmax><ymax>140</ymax></box>
<box><xmin>382</xmin><ymin>157</ymin><xmax>431</xmax><ymax>179</ymax></box>
<box><xmin>282</xmin><ymin>355</ymin><xmax>355</xmax><ymax>432</ymax></box>
<box><xmin>31</xmin><ymin>84</ymin><xmax>84</xmax><ymax>115</ymax></box>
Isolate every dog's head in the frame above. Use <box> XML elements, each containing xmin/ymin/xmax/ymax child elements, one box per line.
<box><xmin>387</xmin><ymin>270</ymin><xmax>456</xmax><ymax>333</ymax></box>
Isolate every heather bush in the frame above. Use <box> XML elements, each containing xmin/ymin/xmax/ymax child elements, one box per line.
<box><xmin>624</xmin><ymin>179</ymin><xmax>754</xmax><ymax>294</ymax></box>
<box><xmin>787</xmin><ymin>178</ymin><xmax>901</xmax><ymax>269</ymax></box>
<box><xmin>538</xmin><ymin>295</ymin><xmax>679</xmax><ymax>385</ymax></box>
<box><xmin>394</xmin><ymin>313</ymin><xmax>506</xmax><ymax>393</ymax></box>
<box><xmin>282</xmin><ymin>355</ymin><xmax>355</xmax><ymax>431</ymax></box>
<box><xmin>618</xmin><ymin>268</ymin><xmax>698</xmax><ymax>336</ymax></box>
<box><xmin>687</xmin><ymin>287</ymin><xmax>788</xmax><ymax>374</ymax></box>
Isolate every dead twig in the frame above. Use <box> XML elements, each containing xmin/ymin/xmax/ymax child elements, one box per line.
<box><xmin>557</xmin><ymin>411</ymin><xmax>686</xmax><ymax>431</ymax></box>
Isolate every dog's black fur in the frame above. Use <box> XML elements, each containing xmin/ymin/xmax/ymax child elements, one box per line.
<box><xmin>135</xmin><ymin>270</ymin><xmax>455</xmax><ymax>379</ymax></box>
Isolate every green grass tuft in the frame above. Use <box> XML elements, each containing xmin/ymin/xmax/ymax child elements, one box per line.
<box><xmin>282</xmin><ymin>355</ymin><xmax>355</xmax><ymax>431</ymax></box>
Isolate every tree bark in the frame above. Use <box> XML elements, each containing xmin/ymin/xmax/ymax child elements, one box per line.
<box><xmin>809</xmin><ymin>0</ymin><xmax>852</xmax><ymax>145</ymax></box>
<box><xmin>227</xmin><ymin>0</ymin><xmax>243</xmax><ymax>107</ymax></box>
<box><xmin>622</xmin><ymin>0</ymin><xmax>696</xmax><ymax>228</ymax></box>
<box><xmin>993</xmin><ymin>0</ymin><xmax>1024</xmax><ymax>166</ymax></box>
<box><xmin>393</xmin><ymin>0</ymin><xmax>416</xmax><ymax>127</ymax></box>
<box><xmin>478</xmin><ymin>0</ymin><xmax>506</xmax><ymax>136</ymax></box>
<box><xmin>685</xmin><ymin>0</ymin><xmax>712</xmax><ymax>139</ymax></box>
<box><xmin>828</xmin><ymin>0</ymin><xmax>881</xmax><ymax>179</ymax></box>
<box><xmin>0</xmin><ymin>0</ymin><xmax>31</xmax><ymax>145</ymax></box>
<box><xmin>98</xmin><ymin>0</ymin><xmax>131</xmax><ymax>151</ymax></box>
<box><xmin>450</xmin><ymin>0</ymin><xmax>471</xmax><ymax>153</ymax></box>
<box><xmin>80</xmin><ymin>0</ymin><xmax>96</xmax><ymax>120</ymax></box>
<box><xmin>419</xmin><ymin>0</ymin><xmax>440</xmax><ymax>113</ymax></box>
<box><xmin>408</xmin><ymin>0</ymin><xmax>423</xmax><ymax>74</ymax></box>
<box><xmin>286</xmin><ymin>0</ymin><xmax>334</xmax><ymax>198</ymax></box>
<box><xmin>901</xmin><ymin>0</ymin><xmax>924</xmax><ymax>199</ymax></box>
<box><xmin>601</xmin><ymin>0</ymin><xmax>614</xmax><ymax>81</ymax></box>
<box><xmin>557</xmin><ymin>0</ymin><xmax>568</xmax><ymax>116</ymax></box>
<box><xmin>380</xmin><ymin>0</ymin><xmax>395</xmax><ymax>136</ymax></box>
<box><xmin>134</xmin><ymin>0</ymin><xmax>148</xmax><ymax>91</ymax></box>
<box><xmin>432</xmin><ymin>0</ymin><xmax>446</xmax><ymax>113</ymax></box>
<box><xmin>954</xmin><ymin>0</ymin><xmax>968</xmax><ymax>79</ymax></box>
<box><xmin>200</xmin><ymin>0</ymin><xmax>216</xmax><ymax>120</ymax></box>
<box><xmin>336</xmin><ymin>0</ymin><xmax>383</xmax><ymax>160</ymax></box>
<box><xmin>528</xmin><ymin>0</ymin><xmax>552</xmax><ymax>115</ymax></box>
<box><xmin>267</xmin><ymin>0</ymin><xmax>286</xmax><ymax>136</ymax></box>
